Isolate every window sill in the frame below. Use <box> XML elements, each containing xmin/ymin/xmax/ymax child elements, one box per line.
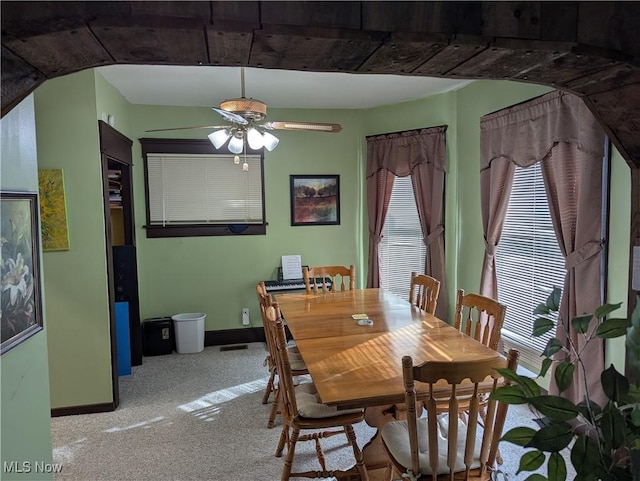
<box><xmin>145</xmin><ymin>224</ymin><xmax>266</xmax><ymax>238</ymax></box>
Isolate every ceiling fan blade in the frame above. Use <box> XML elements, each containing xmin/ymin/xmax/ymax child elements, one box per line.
<box><xmin>212</xmin><ymin>107</ymin><xmax>248</xmax><ymax>125</ymax></box>
<box><xmin>264</xmin><ymin>121</ymin><xmax>342</xmax><ymax>133</ymax></box>
<box><xmin>145</xmin><ymin>124</ymin><xmax>227</xmax><ymax>133</ymax></box>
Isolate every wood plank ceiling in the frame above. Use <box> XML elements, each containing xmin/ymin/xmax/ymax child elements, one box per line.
<box><xmin>2</xmin><ymin>1</ymin><xmax>639</xmax><ymax>167</ymax></box>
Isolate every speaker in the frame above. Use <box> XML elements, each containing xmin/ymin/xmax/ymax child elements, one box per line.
<box><xmin>112</xmin><ymin>245</ymin><xmax>142</xmax><ymax>366</ymax></box>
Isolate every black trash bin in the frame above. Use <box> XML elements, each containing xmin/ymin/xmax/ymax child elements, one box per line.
<box><xmin>142</xmin><ymin>317</ymin><xmax>174</xmax><ymax>356</ymax></box>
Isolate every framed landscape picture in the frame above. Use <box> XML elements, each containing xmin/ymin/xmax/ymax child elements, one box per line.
<box><xmin>1</xmin><ymin>192</ymin><xmax>43</xmax><ymax>354</ymax></box>
<box><xmin>290</xmin><ymin>175</ymin><xmax>340</xmax><ymax>226</ymax></box>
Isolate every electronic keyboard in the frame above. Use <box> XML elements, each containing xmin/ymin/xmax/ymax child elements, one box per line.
<box><xmin>263</xmin><ymin>278</ymin><xmax>332</xmax><ymax>293</ymax></box>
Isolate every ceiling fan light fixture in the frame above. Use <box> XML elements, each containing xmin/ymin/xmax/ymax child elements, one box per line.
<box><xmin>247</xmin><ymin>127</ymin><xmax>264</xmax><ymax>150</ymax></box>
<box><xmin>208</xmin><ymin>128</ymin><xmax>231</xmax><ymax>149</ymax></box>
<box><xmin>262</xmin><ymin>131</ymin><xmax>279</xmax><ymax>151</ymax></box>
<box><xmin>228</xmin><ymin>135</ymin><xmax>244</xmax><ymax>154</ymax></box>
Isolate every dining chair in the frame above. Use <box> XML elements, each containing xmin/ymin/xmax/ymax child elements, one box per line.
<box><xmin>381</xmin><ymin>349</ymin><xmax>519</xmax><ymax>480</ymax></box>
<box><xmin>454</xmin><ymin>289</ymin><xmax>507</xmax><ymax>352</ymax></box>
<box><xmin>409</xmin><ymin>272</ymin><xmax>441</xmax><ymax>315</ymax></box>
<box><xmin>303</xmin><ymin>264</ymin><xmax>356</xmax><ymax>293</ymax></box>
<box><xmin>450</xmin><ymin>289</ymin><xmax>509</xmax><ymax>463</ymax></box>
<box><xmin>266</xmin><ymin>302</ymin><xmax>369</xmax><ymax>481</ymax></box>
<box><xmin>256</xmin><ymin>282</ymin><xmax>308</xmax><ymax>428</ymax></box>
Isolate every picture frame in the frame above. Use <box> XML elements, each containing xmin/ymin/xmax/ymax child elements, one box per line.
<box><xmin>290</xmin><ymin>175</ymin><xmax>340</xmax><ymax>226</ymax></box>
<box><xmin>1</xmin><ymin>192</ymin><xmax>43</xmax><ymax>354</ymax></box>
<box><xmin>38</xmin><ymin>168</ymin><xmax>70</xmax><ymax>251</ymax></box>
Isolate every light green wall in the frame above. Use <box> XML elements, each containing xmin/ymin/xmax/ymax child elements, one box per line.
<box><xmin>131</xmin><ymin>105</ymin><xmax>365</xmax><ymax>328</ymax></box>
<box><xmin>35</xmin><ymin>70</ymin><xmax>113</xmax><ymax>409</ymax></box>
<box><xmin>1</xmin><ymin>95</ymin><xmax>54</xmax><ymax>479</ymax></box>
<box><xmin>606</xmin><ymin>149</ymin><xmax>631</xmax><ymax>370</ymax></box>
<box><xmin>94</xmin><ymin>71</ymin><xmax>134</xmax><ymax>139</ymax></box>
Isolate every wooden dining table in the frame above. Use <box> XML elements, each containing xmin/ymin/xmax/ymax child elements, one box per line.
<box><xmin>276</xmin><ymin>288</ymin><xmax>503</xmax><ymax>481</ymax></box>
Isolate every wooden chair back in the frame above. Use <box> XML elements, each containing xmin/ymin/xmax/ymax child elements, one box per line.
<box><xmin>265</xmin><ymin>302</ymin><xmax>299</xmax><ymax>422</ymax></box>
<box><xmin>303</xmin><ymin>264</ymin><xmax>356</xmax><ymax>293</ymax></box>
<box><xmin>398</xmin><ymin>349</ymin><xmax>519</xmax><ymax>480</ymax></box>
<box><xmin>256</xmin><ymin>282</ymin><xmax>277</xmax><ymax>368</ymax></box>
<box><xmin>409</xmin><ymin>272</ymin><xmax>441</xmax><ymax>315</ymax></box>
<box><xmin>454</xmin><ymin>289</ymin><xmax>506</xmax><ymax>351</ymax></box>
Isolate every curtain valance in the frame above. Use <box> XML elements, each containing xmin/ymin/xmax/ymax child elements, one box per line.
<box><xmin>480</xmin><ymin>90</ymin><xmax>604</xmax><ymax>171</ymax></box>
<box><xmin>366</xmin><ymin>126</ymin><xmax>447</xmax><ymax>178</ymax></box>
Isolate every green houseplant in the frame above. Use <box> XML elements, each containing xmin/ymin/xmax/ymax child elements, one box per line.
<box><xmin>492</xmin><ymin>287</ymin><xmax>640</xmax><ymax>481</ymax></box>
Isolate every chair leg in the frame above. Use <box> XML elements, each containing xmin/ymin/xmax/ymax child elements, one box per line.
<box><xmin>268</xmin><ymin>386</ymin><xmax>281</xmax><ymax>428</ymax></box>
<box><xmin>345</xmin><ymin>424</ymin><xmax>369</xmax><ymax>481</ymax></box>
<box><xmin>281</xmin><ymin>426</ymin><xmax>300</xmax><ymax>481</ymax></box>
<box><xmin>478</xmin><ymin>407</ymin><xmax>503</xmax><ymax>465</ymax></box>
<box><xmin>275</xmin><ymin>422</ymin><xmax>289</xmax><ymax>458</ymax></box>
<box><xmin>262</xmin><ymin>369</ymin><xmax>276</xmax><ymax>404</ymax></box>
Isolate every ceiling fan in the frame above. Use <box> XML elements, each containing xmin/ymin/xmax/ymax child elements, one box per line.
<box><xmin>146</xmin><ymin>67</ymin><xmax>342</xmax><ymax>154</ymax></box>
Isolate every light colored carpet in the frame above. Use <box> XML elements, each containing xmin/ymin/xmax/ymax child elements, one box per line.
<box><xmin>51</xmin><ymin>343</ymin><xmax>575</xmax><ymax>480</ymax></box>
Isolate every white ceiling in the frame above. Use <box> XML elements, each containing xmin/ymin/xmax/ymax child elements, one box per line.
<box><xmin>96</xmin><ymin>65</ymin><xmax>473</xmax><ymax>110</ymax></box>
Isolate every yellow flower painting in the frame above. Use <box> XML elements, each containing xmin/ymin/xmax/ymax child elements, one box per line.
<box><xmin>38</xmin><ymin>169</ymin><xmax>70</xmax><ymax>251</ymax></box>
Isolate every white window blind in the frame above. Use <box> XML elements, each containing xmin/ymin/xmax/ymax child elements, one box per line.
<box><xmin>379</xmin><ymin>176</ymin><xmax>426</xmax><ymax>300</ymax></box>
<box><xmin>146</xmin><ymin>153</ymin><xmax>263</xmax><ymax>225</ymax></box>
<box><xmin>495</xmin><ymin>163</ymin><xmax>566</xmax><ymax>370</ymax></box>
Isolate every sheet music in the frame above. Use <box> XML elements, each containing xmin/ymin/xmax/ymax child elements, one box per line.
<box><xmin>281</xmin><ymin>255</ymin><xmax>303</xmax><ymax>280</ymax></box>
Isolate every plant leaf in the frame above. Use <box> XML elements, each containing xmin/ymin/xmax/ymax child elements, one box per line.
<box><xmin>627</xmin><ymin>383</ymin><xmax>640</xmax><ymax>402</ymax></box>
<box><xmin>595</xmin><ymin>318</ymin><xmax>631</xmax><ymax>338</ymax></box>
<box><xmin>594</xmin><ymin>302</ymin><xmax>623</xmax><ymax>319</ymax></box>
<box><xmin>546</xmin><ymin>287</ymin><xmax>562</xmax><ymax>311</ymax></box>
<box><xmin>490</xmin><ymin>385</ymin><xmax>528</xmax><ymax>404</ymax></box>
<box><xmin>574</xmin><ymin>473</ymin><xmax>598</xmax><ymax>481</ymax></box>
<box><xmin>601</xmin><ymin>364</ymin><xmax>629</xmax><ymax>402</ymax></box>
<box><xmin>526</xmin><ymin>422</ymin><xmax>574</xmax><ymax>452</ymax></box>
<box><xmin>576</xmin><ymin>398</ymin><xmax>602</xmax><ymax>423</ymax></box>
<box><xmin>570</xmin><ymin>314</ymin><xmax>593</xmax><ymax>335</ymax></box>
<box><xmin>571</xmin><ymin>435</ymin><xmax>599</xmax><ymax>475</ymax></box>
<box><xmin>548</xmin><ymin>452</ymin><xmax>567</xmax><ymax>481</ymax></box>
<box><xmin>627</xmin><ymin>296</ymin><xmax>640</xmax><ymax>376</ymax></box>
<box><xmin>631</xmin><ymin>404</ymin><xmax>640</xmax><ymax>427</ymax></box>
<box><xmin>534</xmin><ymin>303</ymin><xmax>551</xmax><ymax>315</ymax></box>
<box><xmin>517</xmin><ymin>450</ymin><xmax>546</xmax><ymax>474</ymax></box>
<box><xmin>495</xmin><ymin>368</ymin><xmax>541</xmax><ymax>398</ymax></box>
<box><xmin>538</xmin><ymin>357</ymin><xmax>553</xmax><ymax>378</ymax></box>
<box><xmin>592</xmin><ymin>466</ymin><xmax>617</xmax><ymax>481</ymax></box>
<box><xmin>501</xmin><ymin>426</ymin><xmax>537</xmax><ymax>446</ymax></box>
<box><xmin>553</xmin><ymin>361</ymin><xmax>575</xmax><ymax>393</ymax></box>
<box><xmin>524</xmin><ymin>475</ymin><xmax>549</xmax><ymax>481</ymax></box>
<box><xmin>542</xmin><ymin>338</ymin><xmax>564</xmax><ymax>358</ymax></box>
<box><xmin>600</xmin><ymin>407</ymin><xmax>627</xmax><ymax>451</ymax></box>
<box><xmin>529</xmin><ymin>396</ymin><xmax>579</xmax><ymax>422</ymax></box>
<box><xmin>533</xmin><ymin>317</ymin><xmax>555</xmax><ymax>337</ymax></box>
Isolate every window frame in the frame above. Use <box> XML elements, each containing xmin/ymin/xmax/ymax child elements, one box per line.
<box><xmin>140</xmin><ymin>138</ymin><xmax>267</xmax><ymax>238</ymax></box>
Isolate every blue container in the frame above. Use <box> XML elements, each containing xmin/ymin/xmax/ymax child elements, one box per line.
<box><xmin>115</xmin><ymin>302</ymin><xmax>132</xmax><ymax>375</ymax></box>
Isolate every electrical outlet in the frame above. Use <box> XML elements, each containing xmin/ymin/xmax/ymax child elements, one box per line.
<box><xmin>242</xmin><ymin>307</ymin><xmax>250</xmax><ymax>326</ymax></box>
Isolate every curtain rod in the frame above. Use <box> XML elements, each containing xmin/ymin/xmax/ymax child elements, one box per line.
<box><xmin>365</xmin><ymin>124</ymin><xmax>447</xmax><ymax>139</ymax></box>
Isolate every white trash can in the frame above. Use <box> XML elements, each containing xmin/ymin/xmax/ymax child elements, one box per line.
<box><xmin>171</xmin><ymin>313</ymin><xmax>206</xmax><ymax>354</ymax></box>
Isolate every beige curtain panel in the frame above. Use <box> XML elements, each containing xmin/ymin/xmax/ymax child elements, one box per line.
<box><xmin>479</xmin><ymin>90</ymin><xmax>605</xmax><ymax>404</ymax></box>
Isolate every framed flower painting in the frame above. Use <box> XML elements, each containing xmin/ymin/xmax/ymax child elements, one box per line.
<box><xmin>1</xmin><ymin>192</ymin><xmax>43</xmax><ymax>354</ymax></box>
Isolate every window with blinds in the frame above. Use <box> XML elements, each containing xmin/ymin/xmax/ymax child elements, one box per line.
<box><xmin>495</xmin><ymin>162</ymin><xmax>566</xmax><ymax>370</ymax></box>
<box><xmin>379</xmin><ymin>176</ymin><xmax>426</xmax><ymax>299</ymax></box>
<box><xmin>141</xmin><ymin>139</ymin><xmax>266</xmax><ymax>238</ymax></box>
